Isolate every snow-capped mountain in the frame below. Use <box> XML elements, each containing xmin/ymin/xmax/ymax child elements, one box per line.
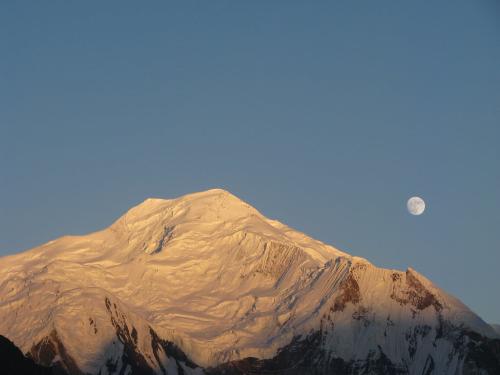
<box><xmin>0</xmin><ymin>189</ymin><xmax>498</xmax><ymax>374</ymax></box>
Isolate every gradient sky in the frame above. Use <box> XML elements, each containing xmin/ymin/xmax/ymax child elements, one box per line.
<box><xmin>1</xmin><ymin>2</ymin><xmax>499</xmax><ymax>322</ymax></box>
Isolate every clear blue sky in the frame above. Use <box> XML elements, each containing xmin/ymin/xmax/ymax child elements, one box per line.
<box><xmin>1</xmin><ymin>2</ymin><xmax>499</xmax><ymax>322</ymax></box>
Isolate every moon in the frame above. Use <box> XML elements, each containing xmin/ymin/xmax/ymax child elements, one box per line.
<box><xmin>407</xmin><ymin>196</ymin><xmax>425</xmax><ymax>215</ymax></box>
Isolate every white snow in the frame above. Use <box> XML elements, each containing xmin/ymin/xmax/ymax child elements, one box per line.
<box><xmin>0</xmin><ymin>188</ymin><xmax>496</xmax><ymax>374</ymax></box>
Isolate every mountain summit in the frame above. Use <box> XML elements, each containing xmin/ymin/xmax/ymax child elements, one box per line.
<box><xmin>0</xmin><ymin>189</ymin><xmax>498</xmax><ymax>374</ymax></box>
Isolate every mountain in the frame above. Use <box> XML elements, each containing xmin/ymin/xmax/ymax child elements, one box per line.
<box><xmin>0</xmin><ymin>189</ymin><xmax>499</xmax><ymax>374</ymax></box>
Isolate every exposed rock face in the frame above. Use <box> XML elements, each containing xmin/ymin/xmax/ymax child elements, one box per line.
<box><xmin>0</xmin><ymin>189</ymin><xmax>498</xmax><ymax>374</ymax></box>
<box><xmin>390</xmin><ymin>270</ymin><xmax>442</xmax><ymax>312</ymax></box>
<box><xmin>28</xmin><ymin>330</ymin><xmax>81</xmax><ymax>375</ymax></box>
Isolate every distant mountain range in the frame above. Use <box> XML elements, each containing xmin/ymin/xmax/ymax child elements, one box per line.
<box><xmin>0</xmin><ymin>189</ymin><xmax>499</xmax><ymax>374</ymax></box>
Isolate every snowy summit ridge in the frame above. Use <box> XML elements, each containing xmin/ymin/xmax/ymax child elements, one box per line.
<box><xmin>0</xmin><ymin>189</ymin><xmax>498</xmax><ymax>375</ymax></box>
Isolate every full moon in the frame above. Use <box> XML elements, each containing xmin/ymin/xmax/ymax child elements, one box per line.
<box><xmin>407</xmin><ymin>196</ymin><xmax>425</xmax><ymax>215</ymax></box>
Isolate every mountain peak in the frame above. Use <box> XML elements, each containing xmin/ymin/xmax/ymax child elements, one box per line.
<box><xmin>139</xmin><ymin>188</ymin><xmax>236</xmax><ymax>204</ymax></box>
<box><xmin>105</xmin><ymin>189</ymin><xmax>267</xmax><ymax>257</ymax></box>
<box><xmin>120</xmin><ymin>188</ymin><xmax>261</xmax><ymax>226</ymax></box>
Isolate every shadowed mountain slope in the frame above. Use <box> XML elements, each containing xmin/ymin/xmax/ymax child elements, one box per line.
<box><xmin>0</xmin><ymin>335</ymin><xmax>63</xmax><ymax>375</ymax></box>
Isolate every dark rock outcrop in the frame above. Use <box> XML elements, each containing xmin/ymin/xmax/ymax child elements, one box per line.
<box><xmin>0</xmin><ymin>334</ymin><xmax>63</xmax><ymax>375</ymax></box>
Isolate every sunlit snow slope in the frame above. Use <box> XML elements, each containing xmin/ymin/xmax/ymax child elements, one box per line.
<box><xmin>0</xmin><ymin>189</ymin><xmax>498</xmax><ymax>375</ymax></box>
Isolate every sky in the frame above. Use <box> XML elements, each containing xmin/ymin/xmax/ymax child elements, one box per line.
<box><xmin>1</xmin><ymin>1</ymin><xmax>499</xmax><ymax>322</ymax></box>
